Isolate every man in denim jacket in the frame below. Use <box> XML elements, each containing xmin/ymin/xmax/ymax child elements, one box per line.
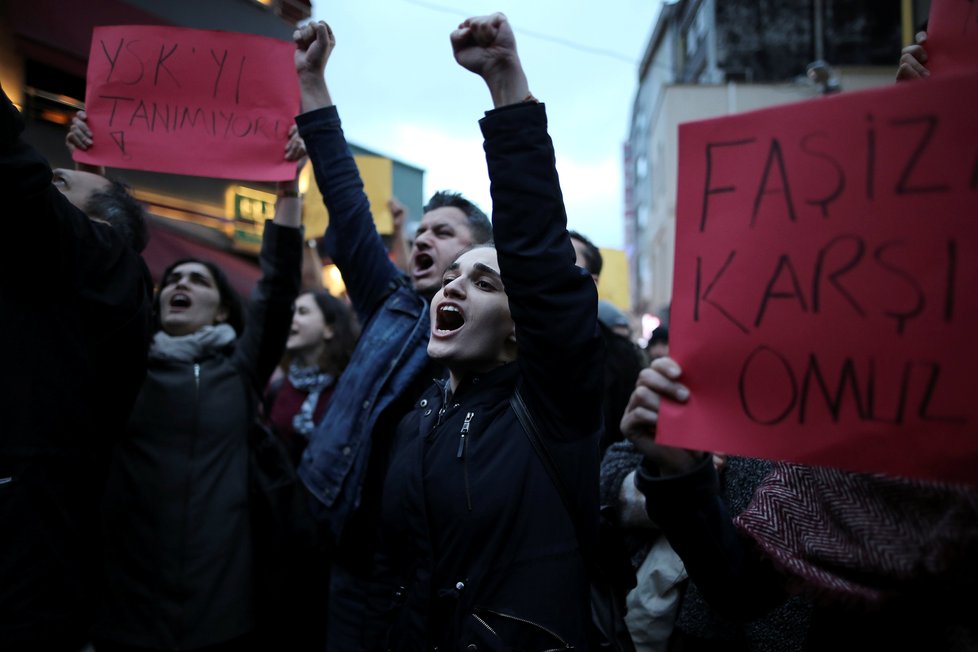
<box><xmin>293</xmin><ymin>22</ymin><xmax>492</xmax><ymax>650</ymax></box>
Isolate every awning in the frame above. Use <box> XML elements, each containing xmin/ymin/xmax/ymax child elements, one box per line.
<box><xmin>142</xmin><ymin>217</ymin><xmax>261</xmax><ymax>299</ymax></box>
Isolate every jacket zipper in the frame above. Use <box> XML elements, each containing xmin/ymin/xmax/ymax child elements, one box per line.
<box><xmin>177</xmin><ymin>362</ymin><xmax>202</xmax><ymax>646</ymax></box>
<box><xmin>457</xmin><ymin>412</ymin><xmax>474</xmax><ymax>511</ymax></box>
<box><xmin>472</xmin><ymin>612</ymin><xmax>498</xmax><ymax>637</ymax></box>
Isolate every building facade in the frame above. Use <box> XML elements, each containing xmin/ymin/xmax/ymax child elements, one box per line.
<box><xmin>625</xmin><ymin>0</ymin><xmax>930</xmax><ymax>332</ymax></box>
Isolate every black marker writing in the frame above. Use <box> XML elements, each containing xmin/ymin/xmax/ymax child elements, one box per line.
<box><xmin>700</xmin><ymin>138</ymin><xmax>755</xmax><ymax>232</ymax></box>
<box><xmin>751</xmin><ymin>138</ymin><xmax>797</xmax><ymax>227</ymax></box>
<box><xmin>891</xmin><ymin>114</ymin><xmax>950</xmax><ymax>195</ymax></box>
<box><xmin>154</xmin><ymin>43</ymin><xmax>181</xmax><ymax>87</ymax></box>
<box><xmin>800</xmin><ymin>132</ymin><xmax>846</xmax><ymax>218</ymax></box>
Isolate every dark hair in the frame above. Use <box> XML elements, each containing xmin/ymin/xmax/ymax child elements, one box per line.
<box><xmin>85</xmin><ymin>178</ymin><xmax>149</xmax><ymax>252</ymax></box>
<box><xmin>424</xmin><ymin>190</ymin><xmax>492</xmax><ymax>244</ymax></box>
<box><xmin>153</xmin><ymin>258</ymin><xmax>246</xmax><ymax>336</ymax></box>
<box><xmin>568</xmin><ymin>230</ymin><xmax>603</xmax><ymax>277</ymax></box>
<box><xmin>283</xmin><ymin>290</ymin><xmax>360</xmax><ymax>376</ymax></box>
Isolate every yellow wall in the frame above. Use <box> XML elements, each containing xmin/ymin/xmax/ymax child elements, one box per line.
<box><xmin>302</xmin><ymin>154</ymin><xmax>394</xmax><ymax>237</ymax></box>
<box><xmin>597</xmin><ymin>247</ymin><xmax>630</xmax><ymax>311</ymax></box>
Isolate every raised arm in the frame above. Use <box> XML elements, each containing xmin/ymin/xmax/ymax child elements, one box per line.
<box><xmin>227</xmin><ymin>107</ymin><xmax>307</xmax><ymax>391</ymax></box>
<box><xmin>232</xmin><ymin>122</ymin><xmax>306</xmax><ymax>388</ymax></box>
<box><xmin>272</xmin><ymin>124</ymin><xmax>306</xmax><ymax>230</ymax></box>
<box><xmin>293</xmin><ymin>21</ymin><xmax>403</xmax><ymax>321</ymax></box>
<box><xmin>453</xmin><ymin>14</ymin><xmax>601</xmax><ymax>438</ymax></box>
<box><xmin>621</xmin><ymin>357</ymin><xmax>787</xmax><ymax>620</ymax></box>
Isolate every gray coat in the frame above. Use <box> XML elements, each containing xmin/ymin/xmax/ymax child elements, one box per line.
<box><xmin>96</xmin><ymin>223</ymin><xmax>301</xmax><ymax>650</ymax></box>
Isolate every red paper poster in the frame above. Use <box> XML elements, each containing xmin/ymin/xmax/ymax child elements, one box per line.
<box><xmin>662</xmin><ymin>73</ymin><xmax>978</xmax><ymax>485</ymax></box>
<box><xmin>926</xmin><ymin>0</ymin><xmax>978</xmax><ymax>76</ymax></box>
<box><xmin>75</xmin><ymin>25</ymin><xmax>299</xmax><ymax>181</ymax></box>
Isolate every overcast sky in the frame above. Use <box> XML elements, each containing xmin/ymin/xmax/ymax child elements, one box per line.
<box><xmin>307</xmin><ymin>0</ymin><xmax>661</xmax><ymax>249</ymax></box>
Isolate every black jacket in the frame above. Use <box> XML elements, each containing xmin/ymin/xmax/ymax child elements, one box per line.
<box><xmin>96</xmin><ymin>223</ymin><xmax>301</xmax><ymax>650</ymax></box>
<box><xmin>0</xmin><ymin>89</ymin><xmax>153</xmax><ymax>650</ymax></box>
<box><xmin>379</xmin><ymin>102</ymin><xmax>604</xmax><ymax>651</ymax></box>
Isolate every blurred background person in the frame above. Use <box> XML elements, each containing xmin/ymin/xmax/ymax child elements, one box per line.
<box><xmin>570</xmin><ymin>230</ymin><xmax>646</xmax><ymax>454</ymax></box>
<box><xmin>266</xmin><ymin>289</ymin><xmax>359</xmax><ymax>466</ymax></box>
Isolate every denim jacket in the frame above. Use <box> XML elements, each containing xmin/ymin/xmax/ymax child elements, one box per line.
<box><xmin>295</xmin><ymin>106</ymin><xmax>432</xmax><ymax>541</ymax></box>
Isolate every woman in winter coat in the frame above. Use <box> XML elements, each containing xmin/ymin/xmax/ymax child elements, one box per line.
<box><xmin>345</xmin><ymin>14</ymin><xmax>604</xmax><ymax>651</ymax></box>
<box><xmin>266</xmin><ymin>289</ymin><xmax>359</xmax><ymax>466</ymax></box>
<box><xmin>77</xmin><ymin>133</ymin><xmax>306</xmax><ymax>650</ymax></box>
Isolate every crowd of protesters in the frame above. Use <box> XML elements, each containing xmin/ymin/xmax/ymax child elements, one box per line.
<box><xmin>1</xmin><ymin>12</ymin><xmax>976</xmax><ymax>652</ymax></box>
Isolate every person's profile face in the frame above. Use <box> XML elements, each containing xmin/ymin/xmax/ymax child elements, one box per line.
<box><xmin>571</xmin><ymin>237</ymin><xmax>599</xmax><ymax>285</ymax></box>
<box><xmin>52</xmin><ymin>168</ymin><xmax>111</xmax><ymax>218</ymax></box>
<box><xmin>287</xmin><ymin>292</ymin><xmax>331</xmax><ymax>356</ymax></box>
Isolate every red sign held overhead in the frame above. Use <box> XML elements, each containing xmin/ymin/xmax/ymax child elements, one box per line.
<box><xmin>75</xmin><ymin>25</ymin><xmax>299</xmax><ymax>181</ymax></box>
<box><xmin>663</xmin><ymin>72</ymin><xmax>978</xmax><ymax>486</ymax></box>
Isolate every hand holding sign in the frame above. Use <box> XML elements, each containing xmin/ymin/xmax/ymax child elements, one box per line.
<box><xmin>663</xmin><ymin>71</ymin><xmax>978</xmax><ymax>486</ymax></box>
<box><xmin>896</xmin><ymin>32</ymin><xmax>930</xmax><ymax>81</ymax></box>
<box><xmin>620</xmin><ymin>358</ymin><xmax>706</xmax><ymax>476</ymax></box>
<box><xmin>75</xmin><ymin>25</ymin><xmax>299</xmax><ymax>181</ymax></box>
<box><xmin>66</xmin><ymin>111</ymin><xmax>93</xmax><ymax>152</ymax></box>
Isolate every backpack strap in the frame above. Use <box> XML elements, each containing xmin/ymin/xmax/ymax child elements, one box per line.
<box><xmin>510</xmin><ymin>388</ymin><xmax>593</xmax><ymax>565</ymax></box>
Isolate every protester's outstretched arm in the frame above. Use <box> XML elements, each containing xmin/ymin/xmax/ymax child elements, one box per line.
<box><xmin>896</xmin><ymin>31</ymin><xmax>929</xmax><ymax>81</ymax></box>
<box><xmin>622</xmin><ymin>357</ymin><xmax>788</xmax><ymax>620</ymax></box>
<box><xmin>222</xmin><ymin>115</ymin><xmax>306</xmax><ymax>391</ymax></box>
<box><xmin>450</xmin><ymin>13</ymin><xmax>531</xmax><ymax>108</ymax></box>
<box><xmin>453</xmin><ymin>14</ymin><xmax>600</xmax><ymax>438</ymax></box>
<box><xmin>294</xmin><ymin>21</ymin><xmax>335</xmax><ymax>112</ymax></box>
<box><xmin>293</xmin><ymin>20</ymin><xmax>400</xmax><ymax>320</ymax></box>
<box><xmin>273</xmin><ymin>124</ymin><xmax>306</xmax><ymax>229</ymax></box>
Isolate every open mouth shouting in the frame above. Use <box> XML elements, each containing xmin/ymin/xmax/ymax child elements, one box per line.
<box><xmin>434</xmin><ymin>302</ymin><xmax>465</xmax><ymax>336</ymax></box>
<box><xmin>412</xmin><ymin>252</ymin><xmax>435</xmax><ymax>279</ymax></box>
<box><xmin>168</xmin><ymin>292</ymin><xmax>192</xmax><ymax>311</ymax></box>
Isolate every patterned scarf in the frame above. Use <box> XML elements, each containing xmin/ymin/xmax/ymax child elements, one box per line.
<box><xmin>150</xmin><ymin>324</ymin><xmax>237</xmax><ymax>362</ymax></box>
<box><xmin>288</xmin><ymin>362</ymin><xmax>334</xmax><ymax>438</ymax></box>
<box><xmin>734</xmin><ymin>463</ymin><xmax>978</xmax><ymax>606</ymax></box>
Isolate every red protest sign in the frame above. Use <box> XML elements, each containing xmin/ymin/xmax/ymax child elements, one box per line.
<box><xmin>662</xmin><ymin>74</ymin><xmax>978</xmax><ymax>485</ymax></box>
<box><xmin>927</xmin><ymin>0</ymin><xmax>978</xmax><ymax>76</ymax></box>
<box><xmin>75</xmin><ymin>25</ymin><xmax>299</xmax><ymax>181</ymax></box>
